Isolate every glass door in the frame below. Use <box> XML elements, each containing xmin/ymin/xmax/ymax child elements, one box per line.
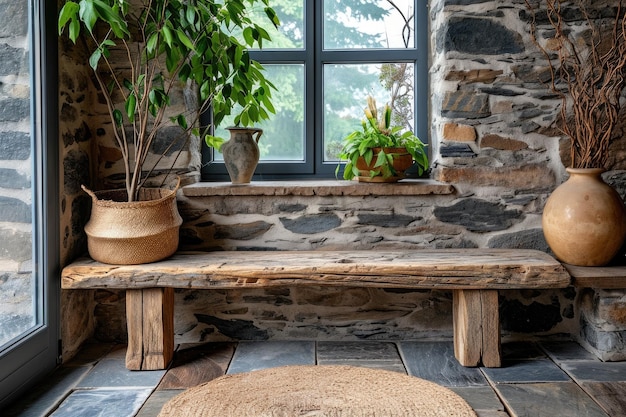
<box><xmin>0</xmin><ymin>0</ymin><xmax>59</xmax><ymax>408</ymax></box>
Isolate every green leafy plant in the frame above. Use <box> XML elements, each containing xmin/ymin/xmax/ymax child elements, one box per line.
<box><xmin>336</xmin><ymin>96</ymin><xmax>428</xmax><ymax>180</ymax></box>
<box><xmin>58</xmin><ymin>0</ymin><xmax>279</xmax><ymax>201</ymax></box>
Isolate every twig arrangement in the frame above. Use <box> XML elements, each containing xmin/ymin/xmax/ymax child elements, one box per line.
<box><xmin>527</xmin><ymin>0</ymin><xmax>626</xmax><ymax>169</ymax></box>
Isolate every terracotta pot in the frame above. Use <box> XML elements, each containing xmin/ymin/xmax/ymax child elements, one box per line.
<box><xmin>222</xmin><ymin>127</ymin><xmax>263</xmax><ymax>184</ymax></box>
<box><xmin>355</xmin><ymin>147</ymin><xmax>413</xmax><ymax>183</ymax></box>
<box><xmin>82</xmin><ymin>181</ymin><xmax>182</xmax><ymax>265</ymax></box>
<box><xmin>542</xmin><ymin>168</ymin><xmax>626</xmax><ymax>266</ymax></box>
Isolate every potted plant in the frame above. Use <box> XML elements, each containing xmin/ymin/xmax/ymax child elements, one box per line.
<box><xmin>527</xmin><ymin>0</ymin><xmax>626</xmax><ymax>266</ymax></box>
<box><xmin>58</xmin><ymin>0</ymin><xmax>279</xmax><ymax>264</ymax></box>
<box><xmin>336</xmin><ymin>96</ymin><xmax>428</xmax><ymax>182</ymax></box>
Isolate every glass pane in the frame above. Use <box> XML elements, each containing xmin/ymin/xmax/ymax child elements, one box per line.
<box><xmin>231</xmin><ymin>1</ymin><xmax>304</xmax><ymax>49</ymax></box>
<box><xmin>324</xmin><ymin>63</ymin><xmax>415</xmax><ymax>162</ymax></box>
<box><xmin>324</xmin><ymin>0</ymin><xmax>415</xmax><ymax>49</ymax></box>
<box><xmin>0</xmin><ymin>0</ymin><xmax>35</xmax><ymax>349</ymax></box>
<box><xmin>215</xmin><ymin>64</ymin><xmax>305</xmax><ymax>161</ymax></box>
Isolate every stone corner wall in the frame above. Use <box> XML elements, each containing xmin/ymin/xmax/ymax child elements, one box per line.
<box><xmin>428</xmin><ymin>0</ymin><xmax>626</xmax><ymax>359</ymax></box>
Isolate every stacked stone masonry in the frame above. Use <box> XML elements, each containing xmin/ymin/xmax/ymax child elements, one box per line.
<box><xmin>58</xmin><ymin>0</ymin><xmax>626</xmax><ymax>361</ymax></box>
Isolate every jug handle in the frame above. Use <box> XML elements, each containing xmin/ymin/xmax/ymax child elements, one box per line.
<box><xmin>253</xmin><ymin>128</ymin><xmax>263</xmax><ymax>144</ymax></box>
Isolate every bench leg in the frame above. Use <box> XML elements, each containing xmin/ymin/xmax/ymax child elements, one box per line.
<box><xmin>453</xmin><ymin>289</ymin><xmax>501</xmax><ymax>368</ymax></box>
<box><xmin>125</xmin><ymin>288</ymin><xmax>175</xmax><ymax>370</ymax></box>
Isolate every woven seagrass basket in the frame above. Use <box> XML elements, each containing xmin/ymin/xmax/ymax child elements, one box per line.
<box><xmin>82</xmin><ymin>180</ymin><xmax>182</xmax><ymax>265</ymax></box>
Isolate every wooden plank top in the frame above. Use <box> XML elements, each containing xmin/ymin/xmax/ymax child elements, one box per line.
<box><xmin>62</xmin><ymin>249</ymin><xmax>571</xmax><ymax>290</ymax></box>
<box><xmin>563</xmin><ymin>264</ymin><xmax>626</xmax><ymax>289</ymax></box>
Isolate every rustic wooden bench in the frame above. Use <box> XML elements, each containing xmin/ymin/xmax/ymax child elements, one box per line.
<box><xmin>61</xmin><ymin>249</ymin><xmax>571</xmax><ymax>371</ymax></box>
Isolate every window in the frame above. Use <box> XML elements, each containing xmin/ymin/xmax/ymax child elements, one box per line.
<box><xmin>0</xmin><ymin>0</ymin><xmax>59</xmax><ymax>407</ymax></box>
<box><xmin>202</xmin><ymin>0</ymin><xmax>427</xmax><ymax>180</ymax></box>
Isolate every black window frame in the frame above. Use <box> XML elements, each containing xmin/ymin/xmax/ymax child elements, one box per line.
<box><xmin>201</xmin><ymin>0</ymin><xmax>428</xmax><ymax>181</ymax></box>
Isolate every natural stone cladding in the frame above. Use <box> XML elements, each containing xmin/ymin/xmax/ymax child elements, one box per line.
<box><xmin>59</xmin><ymin>0</ymin><xmax>626</xmax><ymax>360</ymax></box>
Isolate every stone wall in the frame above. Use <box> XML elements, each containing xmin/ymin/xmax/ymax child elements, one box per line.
<box><xmin>58</xmin><ymin>0</ymin><xmax>626</xmax><ymax>360</ymax></box>
<box><xmin>0</xmin><ymin>0</ymin><xmax>34</xmax><ymax>345</ymax></box>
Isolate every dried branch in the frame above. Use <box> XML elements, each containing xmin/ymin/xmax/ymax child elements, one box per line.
<box><xmin>526</xmin><ymin>0</ymin><xmax>626</xmax><ymax>169</ymax></box>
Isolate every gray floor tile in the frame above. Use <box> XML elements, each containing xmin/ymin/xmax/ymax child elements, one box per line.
<box><xmin>49</xmin><ymin>389</ymin><xmax>153</xmax><ymax>417</ymax></box>
<box><xmin>398</xmin><ymin>341</ymin><xmax>487</xmax><ymax>387</ymax></box>
<box><xmin>135</xmin><ymin>390</ymin><xmax>183</xmax><ymax>417</ymax></box>
<box><xmin>3</xmin><ymin>366</ymin><xmax>92</xmax><ymax>417</ymax></box>
<box><xmin>541</xmin><ymin>341</ymin><xmax>599</xmax><ymax>363</ymax></box>
<box><xmin>316</xmin><ymin>341</ymin><xmax>400</xmax><ymax>361</ymax></box>
<box><xmin>76</xmin><ymin>359</ymin><xmax>165</xmax><ymax>388</ymax></box>
<box><xmin>227</xmin><ymin>341</ymin><xmax>315</xmax><ymax>374</ymax></box>
<box><xmin>450</xmin><ymin>386</ymin><xmax>505</xmax><ymax>412</ymax></box>
<box><xmin>316</xmin><ymin>341</ymin><xmax>406</xmax><ymax>372</ymax></box>
<box><xmin>475</xmin><ymin>411</ymin><xmax>509</xmax><ymax>417</ymax></box>
<box><xmin>501</xmin><ymin>342</ymin><xmax>545</xmax><ymax>360</ymax></box>
<box><xmin>581</xmin><ymin>381</ymin><xmax>626</xmax><ymax>416</ymax></box>
<box><xmin>495</xmin><ymin>382</ymin><xmax>609</xmax><ymax>417</ymax></box>
<box><xmin>64</xmin><ymin>343</ymin><xmax>116</xmax><ymax>366</ymax></box>
<box><xmin>482</xmin><ymin>359</ymin><xmax>571</xmax><ymax>384</ymax></box>
<box><xmin>561</xmin><ymin>361</ymin><xmax>626</xmax><ymax>382</ymax></box>
<box><xmin>317</xmin><ymin>360</ymin><xmax>407</xmax><ymax>373</ymax></box>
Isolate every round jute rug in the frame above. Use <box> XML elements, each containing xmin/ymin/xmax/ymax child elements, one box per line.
<box><xmin>158</xmin><ymin>365</ymin><xmax>477</xmax><ymax>417</ymax></box>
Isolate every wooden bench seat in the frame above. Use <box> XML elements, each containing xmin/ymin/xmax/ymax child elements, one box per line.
<box><xmin>61</xmin><ymin>249</ymin><xmax>571</xmax><ymax>371</ymax></box>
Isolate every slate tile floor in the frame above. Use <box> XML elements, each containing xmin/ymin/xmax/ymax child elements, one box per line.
<box><xmin>4</xmin><ymin>340</ymin><xmax>625</xmax><ymax>417</ymax></box>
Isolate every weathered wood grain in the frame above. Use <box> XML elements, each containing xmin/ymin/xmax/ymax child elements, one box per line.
<box><xmin>64</xmin><ymin>249</ymin><xmax>570</xmax><ymax>371</ymax></box>
<box><xmin>62</xmin><ymin>249</ymin><xmax>570</xmax><ymax>290</ymax></box>
<box><xmin>453</xmin><ymin>290</ymin><xmax>483</xmax><ymax>367</ymax></box>
<box><xmin>564</xmin><ymin>264</ymin><xmax>626</xmax><ymax>289</ymax></box>
<box><xmin>125</xmin><ymin>288</ymin><xmax>174</xmax><ymax>370</ymax></box>
<box><xmin>480</xmin><ymin>290</ymin><xmax>501</xmax><ymax>368</ymax></box>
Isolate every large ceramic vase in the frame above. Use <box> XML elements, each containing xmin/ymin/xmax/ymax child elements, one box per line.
<box><xmin>355</xmin><ymin>147</ymin><xmax>413</xmax><ymax>183</ymax></box>
<box><xmin>82</xmin><ymin>180</ymin><xmax>182</xmax><ymax>265</ymax></box>
<box><xmin>542</xmin><ymin>168</ymin><xmax>626</xmax><ymax>266</ymax></box>
<box><xmin>222</xmin><ymin>127</ymin><xmax>263</xmax><ymax>184</ymax></box>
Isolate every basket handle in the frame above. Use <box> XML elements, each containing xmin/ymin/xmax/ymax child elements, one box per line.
<box><xmin>81</xmin><ymin>184</ymin><xmax>98</xmax><ymax>200</ymax></box>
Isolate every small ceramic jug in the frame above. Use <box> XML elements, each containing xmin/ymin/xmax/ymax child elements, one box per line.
<box><xmin>221</xmin><ymin>127</ymin><xmax>263</xmax><ymax>184</ymax></box>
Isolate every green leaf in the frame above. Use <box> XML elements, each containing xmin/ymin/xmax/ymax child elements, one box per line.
<box><xmin>92</xmin><ymin>0</ymin><xmax>129</xmax><ymax>38</ymax></box>
<box><xmin>243</xmin><ymin>27</ymin><xmax>254</xmax><ymax>46</ymax></box>
<box><xmin>186</xmin><ymin>6</ymin><xmax>196</xmax><ymax>25</ymax></box>
<box><xmin>205</xmin><ymin>135</ymin><xmax>225</xmax><ymax>152</ymax></box>
<box><xmin>176</xmin><ymin>114</ymin><xmax>188</xmax><ymax>129</ymax></box>
<box><xmin>264</xmin><ymin>7</ymin><xmax>280</xmax><ymax>28</ymax></box>
<box><xmin>125</xmin><ymin>94</ymin><xmax>136</xmax><ymax>122</ymax></box>
<box><xmin>146</xmin><ymin>33</ymin><xmax>158</xmax><ymax>54</ymax></box>
<box><xmin>162</xmin><ymin>25</ymin><xmax>174</xmax><ymax>47</ymax></box>
<box><xmin>78</xmin><ymin>0</ymin><xmax>98</xmax><ymax>33</ymax></box>
<box><xmin>364</xmin><ymin>148</ymin><xmax>373</xmax><ymax>165</ymax></box>
<box><xmin>88</xmin><ymin>48</ymin><xmax>102</xmax><ymax>70</ymax></box>
<box><xmin>176</xmin><ymin>29</ymin><xmax>195</xmax><ymax>51</ymax></box>
<box><xmin>247</xmin><ymin>105</ymin><xmax>258</xmax><ymax>122</ymax></box>
<box><xmin>256</xmin><ymin>26</ymin><xmax>271</xmax><ymax>42</ymax></box>
<box><xmin>200</xmin><ymin>81</ymin><xmax>211</xmax><ymax>101</ymax></box>
<box><xmin>112</xmin><ymin>109</ymin><xmax>123</xmax><ymax>126</ymax></box>
<box><xmin>58</xmin><ymin>2</ymin><xmax>80</xmax><ymax>36</ymax></box>
<box><xmin>240</xmin><ymin>110</ymin><xmax>250</xmax><ymax>126</ymax></box>
<box><xmin>69</xmin><ymin>18</ymin><xmax>81</xmax><ymax>43</ymax></box>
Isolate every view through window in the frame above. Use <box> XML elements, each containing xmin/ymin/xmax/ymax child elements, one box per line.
<box><xmin>203</xmin><ymin>0</ymin><xmax>425</xmax><ymax>179</ymax></box>
<box><xmin>0</xmin><ymin>0</ymin><xmax>36</xmax><ymax>349</ymax></box>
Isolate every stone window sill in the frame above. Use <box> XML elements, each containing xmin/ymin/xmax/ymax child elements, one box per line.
<box><xmin>182</xmin><ymin>179</ymin><xmax>455</xmax><ymax>197</ymax></box>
